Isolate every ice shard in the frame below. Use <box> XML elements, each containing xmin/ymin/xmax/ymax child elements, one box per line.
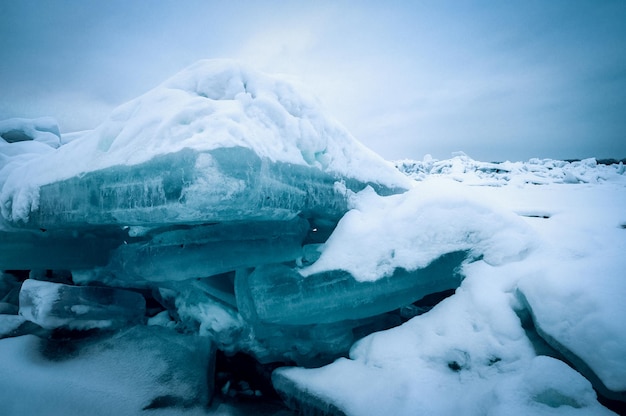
<box><xmin>19</xmin><ymin>279</ymin><xmax>146</xmax><ymax>330</ymax></box>
<box><xmin>517</xmin><ymin>290</ymin><xmax>626</xmax><ymax>403</ymax></box>
<box><xmin>236</xmin><ymin>250</ymin><xmax>467</xmax><ymax>326</ymax></box>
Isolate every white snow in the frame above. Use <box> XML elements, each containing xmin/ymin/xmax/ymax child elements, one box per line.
<box><xmin>277</xmin><ymin>154</ymin><xmax>626</xmax><ymax>415</ymax></box>
<box><xmin>396</xmin><ymin>152</ymin><xmax>626</xmax><ymax>186</ymax></box>
<box><xmin>0</xmin><ymin>152</ymin><xmax>624</xmax><ymax>415</ymax></box>
<box><xmin>300</xmin><ymin>179</ymin><xmax>536</xmax><ymax>281</ymax></box>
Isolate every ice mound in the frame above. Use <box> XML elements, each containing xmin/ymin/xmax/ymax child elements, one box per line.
<box><xmin>0</xmin><ymin>59</ymin><xmax>410</xmax><ymax>228</ymax></box>
<box><xmin>273</xmin><ymin>161</ymin><xmax>625</xmax><ymax>415</ymax></box>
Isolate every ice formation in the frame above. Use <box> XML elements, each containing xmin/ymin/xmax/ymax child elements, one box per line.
<box><xmin>0</xmin><ymin>59</ymin><xmax>409</xmax><ymax>229</ymax></box>
<box><xmin>0</xmin><ymin>61</ymin><xmax>624</xmax><ymax>415</ymax></box>
<box><xmin>19</xmin><ymin>279</ymin><xmax>146</xmax><ymax>330</ymax></box>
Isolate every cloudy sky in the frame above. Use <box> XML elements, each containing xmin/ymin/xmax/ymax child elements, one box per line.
<box><xmin>1</xmin><ymin>0</ymin><xmax>625</xmax><ymax>161</ymax></box>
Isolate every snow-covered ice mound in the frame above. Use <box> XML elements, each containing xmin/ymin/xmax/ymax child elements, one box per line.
<box><xmin>0</xmin><ymin>59</ymin><xmax>409</xmax><ymax>228</ymax></box>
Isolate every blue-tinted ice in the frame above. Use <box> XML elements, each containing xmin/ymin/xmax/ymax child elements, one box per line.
<box><xmin>19</xmin><ymin>279</ymin><xmax>146</xmax><ymax>330</ymax></box>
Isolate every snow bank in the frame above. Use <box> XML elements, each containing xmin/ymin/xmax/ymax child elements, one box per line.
<box><xmin>0</xmin><ymin>118</ymin><xmax>61</xmax><ymax>200</ymax></box>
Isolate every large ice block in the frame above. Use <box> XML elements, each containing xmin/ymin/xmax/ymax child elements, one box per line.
<box><xmin>19</xmin><ymin>279</ymin><xmax>146</xmax><ymax>330</ymax></box>
<box><xmin>162</xmin><ymin>276</ymin><xmax>401</xmax><ymax>366</ymax></box>
<box><xmin>106</xmin><ymin>217</ymin><xmax>310</xmax><ymax>282</ymax></box>
<box><xmin>20</xmin><ymin>146</ymin><xmax>400</xmax><ymax>229</ymax></box>
<box><xmin>236</xmin><ymin>250</ymin><xmax>467</xmax><ymax>326</ymax></box>
<box><xmin>517</xmin><ymin>290</ymin><xmax>626</xmax><ymax>403</ymax></box>
<box><xmin>0</xmin><ymin>227</ymin><xmax>126</xmax><ymax>270</ymax></box>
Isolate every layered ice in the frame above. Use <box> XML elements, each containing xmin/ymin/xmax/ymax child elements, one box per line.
<box><xmin>273</xmin><ymin>251</ymin><xmax>618</xmax><ymax>416</ymax></box>
<box><xmin>156</xmin><ymin>274</ymin><xmax>401</xmax><ymax>366</ymax></box>
<box><xmin>0</xmin><ymin>227</ymin><xmax>126</xmax><ymax>270</ymax></box>
<box><xmin>102</xmin><ymin>218</ymin><xmax>310</xmax><ymax>284</ymax></box>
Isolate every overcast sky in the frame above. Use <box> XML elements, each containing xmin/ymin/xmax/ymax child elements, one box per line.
<box><xmin>1</xmin><ymin>1</ymin><xmax>625</xmax><ymax>161</ymax></box>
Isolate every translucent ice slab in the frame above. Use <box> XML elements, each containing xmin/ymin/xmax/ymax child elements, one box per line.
<box><xmin>236</xmin><ymin>250</ymin><xmax>467</xmax><ymax>326</ymax></box>
<box><xmin>0</xmin><ymin>227</ymin><xmax>126</xmax><ymax>270</ymax></box>
<box><xmin>20</xmin><ymin>146</ymin><xmax>397</xmax><ymax>230</ymax></box>
<box><xmin>106</xmin><ymin>217</ymin><xmax>310</xmax><ymax>282</ymax></box>
<box><xmin>19</xmin><ymin>279</ymin><xmax>146</xmax><ymax>330</ymax></box>
<box><xmin>1</xmin><ymin>60</ymin><xmax>411</xmax><ymax>228</ymax></box>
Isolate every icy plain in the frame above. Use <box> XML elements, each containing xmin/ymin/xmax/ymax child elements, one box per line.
<box><xmin>1</xmin><ymin>60</ymin><xmax>625</xmax><ymax>415</ymax></box>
